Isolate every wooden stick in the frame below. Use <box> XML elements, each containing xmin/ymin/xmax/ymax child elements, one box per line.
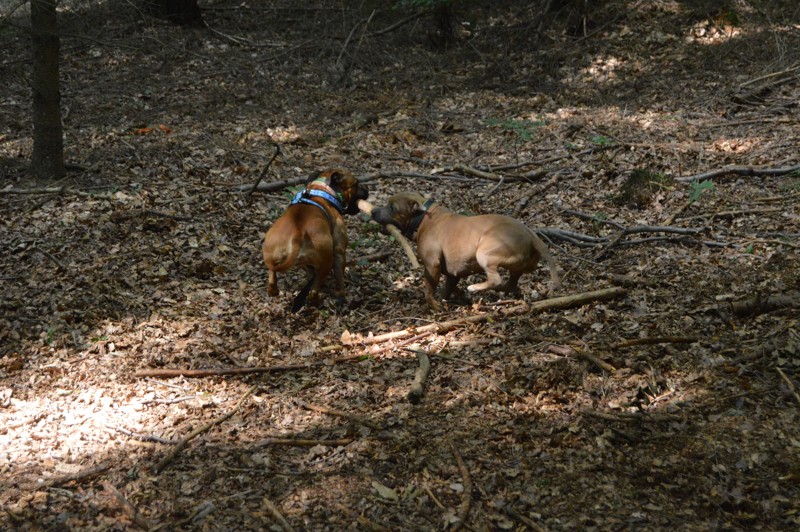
<box><xmin>358</xmin><ymin>199</ymin><xmax>420</xmax><ymax>269</ymax></box>
<box><xmin>296</xmin><ymin>400</ymin><xmax>383</xmax><ymax>430</ymax></box>
<box><xmin>776</xmin><ymin>367</ymin><xmax>800</xmax><ymax>406</ymax></box>
<box><xmin>253</xmin><ymin>438</ymin><xmax>353</xmax><ymax>448</ymax></box>
<box><xmin>344</xmin><ymin>287</ymin><xmax>628</xmax><ymax>347</ymax></box>
<box><xmin>134</xmin><ymin>353</ymin><xmax>368</xmax><ymax>379</ymax></box>
<box><xmin>101</xmin><ymin>481</ymin><xmax>155</xmax><ymax>530</ymax></box>
<box><xmin>610</xmin><ymin>336</ymin><xmax>699</xmax><ymax>349</ymax></box>
<box><xmin>406</xmin><ymin>348</ymin><xmax>431</xmax><ymax>404</ymax></box>
<box><xmin>449</xmin><ymin>441</ymin><xmax>472</xmax><ymax>531</ymax></box>
<box><xmin>45</xmin><ymin>463</ymin><xmax>110</xmax><ymax>488</ymax></box>
<box><xmin>153</xmin><ymin>386</ymin><xmax>256</xmax><ymax>473</ymax></box>
<box><xmin>548</xmin><ymin>344</ymin><xmax>617</xmax><ymax>373</ymax></box>
<box><xmin>248</xmin><ymin>144</ymin><xmax>281</xmax><ymax>196</ymax></box>
<box><xmin>675</xmin><ymin>164</ymin><xmax>800</xmax><ymax>183</ymax></box>
<box><xmin>263</xmin><ymin>496</ymin><xmax>296</xmax><ymax>532</ymax></box>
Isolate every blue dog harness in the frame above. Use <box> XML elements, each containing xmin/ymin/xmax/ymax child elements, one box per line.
<box><xmin>289</xmin><ymin>186</ymin><xmax>346</xmax><ymax>232</ymax></box>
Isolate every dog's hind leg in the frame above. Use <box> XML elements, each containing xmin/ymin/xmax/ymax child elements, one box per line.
<box><xmin>467</xmin><ymin>250</ymin><xmax>505</xmax><ymax>293</ymax></box>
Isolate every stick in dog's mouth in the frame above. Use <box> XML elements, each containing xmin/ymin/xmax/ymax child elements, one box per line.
<box><xmin>358</xmin><ymin>199</ymin><xmax>420</xmax><ymax>269</ymax></box>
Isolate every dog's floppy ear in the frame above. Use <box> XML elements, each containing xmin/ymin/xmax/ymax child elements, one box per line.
<box><xmin>328</xmin><ymin>170</ymin><xmax>345</xmax><ymax>187</ymax></box>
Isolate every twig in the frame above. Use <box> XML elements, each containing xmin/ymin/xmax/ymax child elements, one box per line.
<box><xmin>675</xmin><ymin>164</ymin><xmax>800</xmax><ymax>183</ymax></box>
<box><xmin>153</xmin><ymin>385</ymin><xmax>257</xmax><ymax>473</ymax></box>
<box><xmin>678</xmin><ymin>206</ymin><xmax>783</xmax><ymax>221</ymax></box>
<box><xmin>406</xmin><ymin>348</ymin><xmax>431</xmax><ymax>404</ymax></box>
<box><xmin>358</xmin><ymin>199</ymin><xmax>420</xmax><ymax>269</ymax></box>
<box><xmin>263</xmin><ymin>496</ymin><xmax>296</xmax><ymax>532</ymax></box>
<box><xmin>776</xmin><ymin>367</ymin><xmax>800</xmax><ymax>406</ymax></box>
<box><xmin>249</xmin><ymin>144</ymin><xmax>281</xmax><ymax>196</ymax></box>
<box><xmin>424</xmin><ymin>484</ymin><xmax>447</xmax><ymax>510</ymax></box>
<box><xmin>513</xmin><ymin>173</ymin><xmax>560</xmax><ymax>218</ymax></box>
<box><xmin>253</xmin><ymin>437</ymin><xmax>353</xmax><ymax>448</ymax></box>
<box><xmin>610</xmin><ymin>337</ymin><xmax>699</xmax><ymax>349</ymax></box>
<box><xmin>106</xmin><ymin>425</ymin><xmax>178</xmax><ymax>445</ymax></box>
<box><xmin>101</xmin><ymin>481</ymin><xmax>155</xmax><ymax>530</ymax></box>
<box><xmin>134</xmin><ymin>353</ymin><xmax>368</xmax><ymax>379</ymax></box>
<box><xmin>449</xmin><ymin>441</ymin><xmax>472</xmax><ymax>531</ymax></box>
<box><xmin>44</xmin><ymin>463</ymin><xmax>110</xmax><ymax>488</ymax></box>
<box><xmin>296</xmin><ymin>400</ymin><xmax>383</xmax><ymax>430</ymax></box>
<box><xmin>548</xmin><ymin>344</ymin><xmax>617</xmax><ymax>373</ymax></box>
<box><xmin>344</xmin><ymin>288</ymin><xmax>627</xmax><ymax>346</ymax></box>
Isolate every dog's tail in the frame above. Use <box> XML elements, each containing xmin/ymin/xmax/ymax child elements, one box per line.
<box><xmin>291</xmin><ymin>270</ymin><xmax>316</xmax><ymax>313</ymax></box>
<box><xmin>530</xmin><ymin>229</ymin><xmax>562</xmax><ymax>294</ymax></box>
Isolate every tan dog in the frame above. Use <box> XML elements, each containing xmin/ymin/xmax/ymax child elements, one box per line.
<box><xmin>262</xmin><ymin>169</ymin><xmax>368</xmax><ymax>312</ymax></box>
<box><xmin>371</xmin><ymin>191</ymin><xmax>560</xmax><ymax>310</ymax></box>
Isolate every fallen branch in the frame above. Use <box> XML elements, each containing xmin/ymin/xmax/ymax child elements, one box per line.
<box><xmin>102</xmin><ymin>481</ymin><xmax>155</xmax><ymax>530</ymax></box>
<box><xmin>0</xmin><ymin>186</ymin><xmax>111</xmax><ymax>198</ymax></box>
<box><xmin>296</xmin><ymin>400</ymin><xmax>383</xmax><ymax>430</ymax></box>
<box><xmin>406</xmin><ymin>348</ymin><xmax>431</xmax><ymax>404</ymax></box>
<box><xmin>248</xmin><ymin>144</ymin><xmax>281</xmax><ymax>196</ymax></box>
<box><xmin>679</xmin><ymin>206</ymin><xmax>783</xmax><ymax>222</ymax></box>
<box><xmin>548</xmin><ymin>344</ymin><xmax>617</xmax><ymax>373</ymax></box>
<box><xmin>675</xmin><ymin>164</ymin><xmax>800</xmax><ymax>183</ymax></box>
<box><xmin>358</xmin><ymin>199</ymin><xmax>420</xmax><ymax>269</ymax></box>
<box><xmin>512</xmin><ymin>173</ymin><xmax>560</xmax><ymax>218</ymax></box>
<box><xmin>153</xmin><ymin>385</ymin><xmax>257</xmax><ymax>473</ymax></box>
<box><xmin>449</xmin><ymin>441</ymin><xmax>473</xmax><ymax>531</ymax></box>
<box><xmin>263</xmin><ymin>496</ymin><xmax>296</xmax><ymax>532</ymax></box>
<box><xmin>44</xmin><ymin>463</ymin><xmax>110</xmax><ymax>488</ymax></box>
<box><xmin>610</xmin><ymin>337</ymin><xmax>699</xmax><ymax>349</ymax></box>
<box><xmin>134</xmin><ymin>353</ymin><xmax>368</xmax><ymax>379</ymax></box>
<box><xmin>253</xmin><ymin>437</ymin><xmax>353</xmax><ymax>448</ymax></box>
<box><xmin>728</xmin><ymin>292</ymin><xmax>800</xmax><ymax>317</ymax></box>
<box><xmin>776</xmin><ymin>367</ymin><xmax>800</xmax><ymax>406</ymax></box>
<box><xmin>343</xmin><ymin>287</ymin><xmax>627</xmax><ymax>346</ymax></box>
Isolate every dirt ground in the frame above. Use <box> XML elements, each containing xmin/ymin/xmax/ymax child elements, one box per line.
<box><xmin>1</xmin><ymin>0</ymin><xmax>799</xmax><ymax>530</ymax></box>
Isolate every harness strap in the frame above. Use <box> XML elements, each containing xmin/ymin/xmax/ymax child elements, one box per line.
<box><xmin>290</xmin><ymin>191</ymin><xmax>334</xmax><ymax>233</ymax></box>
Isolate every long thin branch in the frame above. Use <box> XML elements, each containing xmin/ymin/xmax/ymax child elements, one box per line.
<box><xmin>296</xmin><ymin>400</ymin><xmax>383</xmax><ymax>430</ymax></box>
<box><xmin>344</xmin><ymin>288</ymin><xmax>627</xmax><ymax>346</ymax></box>
<box><xmin>676</xmin><ymin>164</ymin><xmax>800</xmax><ymax>183</ymax></box>
<box><xmin>134</xmin><ymin>353</ymin><xmax>368</xmax><ymax>379</ymax></box>
<box><xmin>153</xmin><ymin>386</ymin><xmax>257</xmax><ymax>473</ymax></box>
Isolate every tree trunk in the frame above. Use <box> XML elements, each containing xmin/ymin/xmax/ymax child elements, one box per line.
<box><xmin>30</xmin><ymin>0</ymin><xmax>65</xmax><ymax>180</ymax></box>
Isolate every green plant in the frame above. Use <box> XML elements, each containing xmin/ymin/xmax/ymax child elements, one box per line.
<box><xmin>688</xmin><ymin>180</ymin><xmax>714</xmax><ymax>204</ymax></box>
<box><xmin>591</xmin><ymin>134</ymin><xmax>612</xmax><ymax>146</ymax></box>
<box><xmin>744</xmin><ymin>243</ymin><xmax>755</xmax><ymax>254</ymax></box>
<box><xmin>592</xmin><ymin>212</ymin><xmax>608</xmax><ymax>228</ymax></box>
<box><xmin>486</xmin><ymin>117</ymin><xmax>545</xmax><ymax>142</ymax></box>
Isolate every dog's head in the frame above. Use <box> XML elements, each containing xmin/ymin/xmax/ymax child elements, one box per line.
<box><xmin>371</xmin><ymin>191</ymin><xmax>429</xmax><ymax>237</ymax></box>
<box><xmin>309</xmin><ymin>168</ymin><xmax>368</xmax><ymax>215</ymax></box>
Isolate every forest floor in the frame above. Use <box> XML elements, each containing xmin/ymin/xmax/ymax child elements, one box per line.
<box><xmin>1</xmin><ymin>0</ymin><xmax>800</xmax><ymax>530</ymax></box>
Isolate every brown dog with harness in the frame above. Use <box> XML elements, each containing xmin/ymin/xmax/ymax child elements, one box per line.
<box><xmin>262</xmin><ymin>169</ymin><xmax>368</xmax><ymax>312</ymax></box>
<box><xmin>371</xmin><ymin>191</ymin><xmax>560</xmax><ymax>310</ymax></box>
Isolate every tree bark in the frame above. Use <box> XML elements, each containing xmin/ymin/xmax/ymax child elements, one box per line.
<box><xmin>30</xmin><ymin>0</ymin><xmax>65</xmax><ymax>180</ymax></box>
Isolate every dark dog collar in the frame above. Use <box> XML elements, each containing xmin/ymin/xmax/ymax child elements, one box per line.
<box><xmin>404</xmin><ymin>199</ymin><xmax>435</xmax><ymax>239</ymax></box>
